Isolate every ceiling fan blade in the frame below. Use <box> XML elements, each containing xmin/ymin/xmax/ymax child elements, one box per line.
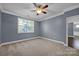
<box><xmin>42</xmin><ymin>11</ymin><xmax>47</xmax><ymax>14</ymax></box>
<box><xmin>31</xmin><ymin>10</ymin><xmax>36</xmax><ymax>12</ymax></box>
<box><xmin>43</xmin><ymin>5</ymin><xmax>48</xmax><ymax>9</ymax></box>
<box><xmin>38</xmin><ymin>5</ymin><xmax>42</xmax><ymax>8</ymax></box>
<box><xmin>37</xmin><ymin>13</ymin><xmax>39</xmax><ymax>15</ymax></box>
<box><xmin>33</xmin><ymin>3</ymin><xmax>37</xmax><ymax>7</ymax></box>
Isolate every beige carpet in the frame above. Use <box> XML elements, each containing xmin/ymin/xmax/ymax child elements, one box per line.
<box><xmin>0</xmin><ymin>38</ymin><xmax>79</xmax><ymax>56</ymax></box>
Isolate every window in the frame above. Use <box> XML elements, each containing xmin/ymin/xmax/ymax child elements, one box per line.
<box><xmin>18</xmin><ymin>17</ymin><xmax>34</xmax><ymax>33</ymax></box>
<box><xmin>76</xmin><ymin>25</ymin><xmax>79</xmax><ymax>28</ymax></box>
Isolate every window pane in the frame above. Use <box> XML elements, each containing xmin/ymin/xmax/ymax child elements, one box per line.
<box><xmin>18</xmin><ymin>18</ymin><xmax>34</xmax><ymax>33</ymax></box>
<box><xmin>27</xmin><ymin>20</ymin><xmax>34</xmax><ymax>32</ymax></box>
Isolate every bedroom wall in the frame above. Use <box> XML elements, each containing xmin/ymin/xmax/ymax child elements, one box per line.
<box><xmin>40</xmin><ymin>15</ymin><xmax>66</xmax><ymax>43</ymax></box>
<box><xmin>0</xmin><ymin>11</ymin><xmax>1</xmax><ymax>43</ymax></box>
<box><xmin>39</xmin><ymin>8</ymin><xmax>79</xmax><ymax>44</ymax></box>
<box><xmin>1</xmin><ymin>12</ymin><xmax>40</xmax><ymax>43</ymax></box>
<box><xmin>68</xmin><ymin>23</ymin><xmax>73</xmax><ymax>36</ymax></box>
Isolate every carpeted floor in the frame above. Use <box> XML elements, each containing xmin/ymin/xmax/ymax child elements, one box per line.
<box><xmin>0</xmin><ymin>38</ymin><xmax>79</xmax><ymax>56</ymax></box>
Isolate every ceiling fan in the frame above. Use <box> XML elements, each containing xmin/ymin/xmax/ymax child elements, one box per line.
<box><xmin>32</xmin><ymin>3</ymin><xmax>48</xmax><ymax>15</ymax></box>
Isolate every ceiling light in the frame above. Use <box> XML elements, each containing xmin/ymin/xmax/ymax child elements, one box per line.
<box><xmin>36</xmin><ymin>8</ymin><xmax>42</xmax><ymax>14</ymax></box>
<box><xmin>76</xmin><ymin>25</ymin><xmax>79</xmax><ymax>28</ymax></box>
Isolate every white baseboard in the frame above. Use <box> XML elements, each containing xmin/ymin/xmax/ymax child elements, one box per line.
<box><xmin>0</xmin><ymin>36</ymin><xmax>40</xmax><ymax>46</ymax></box>
<box><xmin>40</xmin><ymin>37</ymin><xmax>66</xmax><ymax>46</ymax></box>
<box><xmin>0</xmin><ymin>36</ymin><xmax>66</xmax><ymax>47</ymax></box>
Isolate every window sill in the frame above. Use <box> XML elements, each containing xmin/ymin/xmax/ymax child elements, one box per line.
<box><xmin>18</xmin><ymin>32</ymin><xmax>34</xmax><ymax>34</ymax></box>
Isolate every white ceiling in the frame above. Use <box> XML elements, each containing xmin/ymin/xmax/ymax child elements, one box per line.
<box><xmin>0</xmin><ymin>3</ymin><xmax>79</xmax><ymax>21</ymax></box>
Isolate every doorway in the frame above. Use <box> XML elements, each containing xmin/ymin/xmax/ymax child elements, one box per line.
<box><xmin>66</xmin><ymin>15</ymin><xmax>79</xmax><ymax>49</ymax></box>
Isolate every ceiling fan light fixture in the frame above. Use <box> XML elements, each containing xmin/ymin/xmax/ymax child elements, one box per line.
<box><xmin>33</xmin><ymin>3</ymin><xmax>48</xmax><ymax>15</ymax></box>
<box><xmin>36</xmin><ymin>8</ymin><xmax>42</xmax><ymax>14</ymax></box>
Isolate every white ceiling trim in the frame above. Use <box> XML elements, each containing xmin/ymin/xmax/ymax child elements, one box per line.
<box><xmin>40</xmin><ymin>12</ymin><xmax>64</xmax><ymax>21</ymax></box>
<box><xmin>2</xmin><ymin>9</ymin><xmax>18</xmax><ymax>16</ymax></box>
<box><xmin>1</xmin><ymin>9</ymin><xmax>39</xmax><ymax>21</ymax></box>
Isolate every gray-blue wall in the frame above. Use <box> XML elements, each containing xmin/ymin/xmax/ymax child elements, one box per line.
<box><xmin>68</xmin><ymin>23</ymin><xmax>73</xmax><ymax>36</ymax></box>
<box><xmin>1</xmin><ymin>13</ymin><xmax>40</xmax><ymax>43</ymax></box>
<box><xmin>0</xmin><ymin>11</ymin><xmax>1</xmax><ymax>43</ymax></box>
<box><xmin>39</xmin><ymin>8</ymin><xmax>79</xmax><ymax>44</ymax></box>
<box><xmin>40</xmin><ymin>15</ymin><xmax>66</xmax><ymax>43</ymax></box>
